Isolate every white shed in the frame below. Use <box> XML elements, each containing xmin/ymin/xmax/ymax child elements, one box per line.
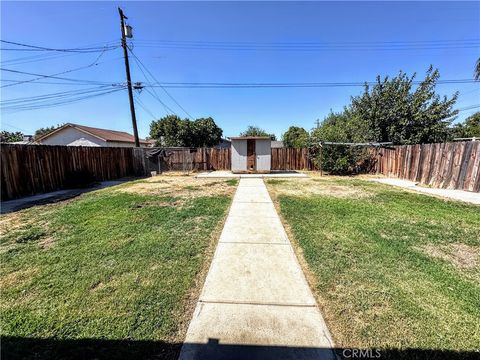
<box><xmin>230</xmin><ymin>137</ymin><xmax>271</xmax><ymax>173</ymax></box>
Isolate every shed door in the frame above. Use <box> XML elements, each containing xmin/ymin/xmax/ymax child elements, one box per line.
<box><xmin>247</xmin><ymin>139</ymin><xmax>256</xmax><ymax>171</ymax></box>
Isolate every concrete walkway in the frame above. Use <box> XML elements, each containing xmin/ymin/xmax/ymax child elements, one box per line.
<box><xmin>369</xmin><ymin>178</ymin><xmax>480</xmax><ymax>205</ymax></box>
<box><xmin>179</xmin><ymin>178</ymin><xmax>335</xmax><ymax>360</ymax></box>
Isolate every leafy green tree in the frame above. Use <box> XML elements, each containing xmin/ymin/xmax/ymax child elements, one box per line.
<box><xmin>0</xmin><ymin>131</ymin><xmax>23</xmax><ymax>143</ymax></box>
<box><xmin>310</xmin><ymin>67</ymin><xmax>458</xmax><ymax>174</ymax></box>
<box><xmin>34</xmin><ymin>125</ymin><xmax>61</xmax><ymax>140</ymax></box>
<box><xmin>450</xmin><ymin>112</ymin><xmax>480</xmax><ymax>138</ymax></box>
<box><xmin>350</xmin><ymin>66</ymin><xmax>458</xmax><ymax>145</ymax></box>
<box><xmin>310</xmin><ymin>111</ymin><xmax>370</xmax><ymax>174</ymax></box>
<box><xmin>282</xmin><ymin>126</ymin><xmax>309</xmax><ymax>147</ymax></box>
<box><xmin>240</xmin><ymin>125</ymin><xmax>276</xmax><ymax>140</ymax></box>
<box><xmin>149</xmin><ymin>115</ymin><xmax>223</xmax><ymax>147</ymax></box>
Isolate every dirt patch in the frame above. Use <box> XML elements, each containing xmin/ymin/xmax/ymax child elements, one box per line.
<box><xmin>117</xmin><ymin>175</ymin><xmax>236</xmax><ymax>199</ymax></box>
<box><xmin>419</xmin><ymin>243</ymin><xmax>479</xmax><ymax>269</ymax></box>
<box><xmin>267</xmin><ymin>178</ymin><xmax>371</xmax><ymax>199</ymax></box>
<box><xmin>0</xmin><ymin>268</ymin><xmax>38</xmax><ymax>289</ymax></box>
<box><xmin>38</xmin><ymin>236</ymin><xmax>55</xmax><ymax>250</ymax></box>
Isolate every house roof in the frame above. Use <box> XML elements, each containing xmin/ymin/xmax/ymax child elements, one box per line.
<box><xmin>35</xmin><ymin>123</ymin><xmax>150</xmax><ymax>144</ymax></box>
<box><xmin>229</xmin><ymin>136</ymin><xmax>272</xmax><ymax>140</ymax></box>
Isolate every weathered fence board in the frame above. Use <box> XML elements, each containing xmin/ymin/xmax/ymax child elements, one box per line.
<box><xmin>271</xmin><ymin>148</ymin><xmax>315</xmax><ymax>171</ymax></box>
<box><xmin>372</xmin><ymin>141</ymin><xmax>480</xmax><ymax>192</ymax></box>
<box><xmin>0</xmin><ymin>144</ymin><xmax>139</xmax><ymax>200</ymax></box>
<box><xmin>1</xmin><ymin>145</ymin><xmax>315</xmax><ymax>200</ymax></box>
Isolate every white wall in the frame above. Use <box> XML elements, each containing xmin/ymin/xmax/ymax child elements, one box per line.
<box><xmin>39</xmin><ymin>127</ymin><xmax>106</xmax><ymax>146</ymax></box>
<box><xmin>38</xmin><ymin>127</ymin><xmax>146</xmax><ymax>147</ymax></box>
<box><xmin>107</xmin><ymin>141</ymin><xmax>141</xmax><ymax>148</ymax></box>
<box><xmin>231</xmin><ymin>139</ymin><xmax>247</xmax><ymax>172</ymax></box>
<box><xmin>255</xmin><ymin>139</ymin><xmax>271</xmax><ymax>172</ymax></box>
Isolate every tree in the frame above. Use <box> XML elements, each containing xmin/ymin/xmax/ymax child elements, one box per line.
<box><xmin>192</xmin><ymin>117</ymin><xmax>224</xmax><ymax>147</ymax></box>
<box><xmin>282</xmin><ymin>126</ymin><xmax>309</xmax><ymax>148</ymax></box>
<box><xmin>240</xmin><ymin>125</ymin><xmax>276</xmax><ymax>140</ymax></box>
<box><xmin>149</xmin><ymin>115</ymin><xmax>223</xmax><ymax>147</ymax></box>
<box><xmin>349</xmin><ymin>66</ymin><xmax>458</xmax><ymax>145</ymax></box>
<box><xmin>450</xmin><ymin>112</ymin><xmax>480</xmax><ymax>139</ymax></box>
<box><xmin>310</xmin><ymin>111</ymin><xmax>370</xmax><ymax>174</ymax></box>
<box><xmin>310</xmin><ymin>66</ymin><xmax>458</xmax><ymax>174</ymax></box>
<box><xmin>1</xmin><ymin>131</ymin><xmax>23</xmax><ymax>143</ymax></box>
<box><xmin>34</xmin><ymin>125</ymin><xmax>61</xmax><ymax>140</ymax></box>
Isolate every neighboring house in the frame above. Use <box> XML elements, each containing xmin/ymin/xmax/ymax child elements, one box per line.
<box><xmin>215</xmin><ymin>138</ymin><xmax>231</xmax><ymax>149</ymax></box>
<box><xmin>271</xmin><ymin>140</ymin><xmax>284</xmax><ymax>148</ymax></box>
<box><xmin>35</xmin><ymin>123</ymin><xmax>152</xmax><ymax>147</ymax></box>
<box><xmin>11</xmin><ymin>135</ymin><xmax>34</xmax><ymax>144</ymax></box>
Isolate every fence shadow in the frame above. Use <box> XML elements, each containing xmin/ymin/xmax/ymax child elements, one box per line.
<box><xmin>0</xmin><ymin>179</ymin><xmax>133</xmax><ymax>214</ymax></box>
<box><xmin>2</xmin><ymin>336</ymin><xmax>479</xmax><ymax>360</ymax></box>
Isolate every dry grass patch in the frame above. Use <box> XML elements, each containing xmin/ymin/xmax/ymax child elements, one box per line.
<box><xmin>117</xmin><ymin>175</ymin><xmax>236</xmax><ymax>199</ymax></box>
<box><xmin>419</xmin><ymin>243</ymin><xmax>479</xmax><ymax>269</ymax></box>
<box><xmin>267</xmin><ymin>177</ymin><xmax>372</xmax><ymax>199</ymax></box>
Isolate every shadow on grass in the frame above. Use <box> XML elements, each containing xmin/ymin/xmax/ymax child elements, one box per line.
<box><xmin>2</xmin><ymin>336</ymin><xmax>480</xmax><ymax>360</ymax></box>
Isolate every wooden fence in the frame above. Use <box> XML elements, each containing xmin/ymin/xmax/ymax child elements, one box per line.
<box><xmin>371</xmin><ymin>141</ymin><xmax>480</xmax><ymax>192</ymax></box>
<box><xmin>1</xmin><ymin>145</ymin><xmax>314</xmax><ymax>200</ymax></box>
<box><xmin>134</xmin><ymin>147</ymin><xmax>231</xmax><ymax>173</ymax></box>
<box><xmin>1</xmin><ymin>144</ymin><xmax>139</xmax><ymax>201</ymax></box>
<box><xmin>271</xmin><ymin>148</ymin><xmax>315</xmax><ymax>171</ymax></box>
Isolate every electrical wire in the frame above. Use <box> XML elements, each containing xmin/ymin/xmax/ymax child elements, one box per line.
<box><xmin>1</xmin><ymin>85</ymin><xmax>122</xmax><ymax>106</ymax></box>
<box><xmin>127</xmin><ymin>45</ymin><xmax>194</xmax><ymax>118</ymax></box>
<box><xmin>0</xmin><ymin>50</ymin><xmax>119</xmax><ymax>88</ymax></box>
<box><xmin>141</xmin><ymin>79</ymin><xmax>478</xmax><ymax>89</ymax></box>
<box><xmin>2</xmin><ymin>88</ymin><xmax>125</xmax><ymax>113</ymax></box>
<box><xmin>0</xmin><ymin>39</ymin><xmax>119</xmax><ymax>53</ymax></box>
<box><xmin>133</xmin><ymin>94</ymin><xmax>158</xmax><ymax>119</ymax></box>
<box><xmin>132</xmin><ymin>38</ymin><xmax>480</xmax><ymax>52</ymax></box>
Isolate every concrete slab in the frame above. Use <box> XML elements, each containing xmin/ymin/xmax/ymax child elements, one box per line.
<box><xmin>219</xmin><ymin>215</ymin><xmax>288</xmax><ymax>244</ymax></box>
<box><xmin>233</xmin><ymin>186</ymin><xmax>272</xmax><ymax>203</ymax></box>
<box><xmin>196</xmin><ymin>171</ymin><xmax>308</xmax><ymax>179</ymax></box>
<box><xmin>228</xmin><ymin>202</ymin><xmax>278</xmax><ymax>218</ymax></box>
<box><xmin>237</xmin><ymin>178</ymin><xmax>265</xmax><ymax>187</ymax></box>
<box><xmin>179</xmin><ymin>302</ymin><xmax>335</xmax><ymax>360</ymax></box>
<box><xmin>369</xmin><ymin>178</ymin><xmax>480</xmax><ymax>205</ymax></box>
<box><xmin>200</xmin><ymin>243</ymin><xmax>315</xmax><ymax>305</ymax></box>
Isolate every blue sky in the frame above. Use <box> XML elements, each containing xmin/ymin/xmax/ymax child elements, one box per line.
<box><xmin>1</xmin><ymin>1</ymin><xmax>479</xmax><ymax>139</ymax></box>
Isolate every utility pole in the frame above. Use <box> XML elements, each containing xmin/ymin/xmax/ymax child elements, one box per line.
<box><xmin>118</xmin><ymin>7</ymin><xmax>140</xmax><ymax>147</ymax></box>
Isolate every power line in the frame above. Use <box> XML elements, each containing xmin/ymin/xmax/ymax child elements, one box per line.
<box><xmin>126</xmin><ymin>47</ymin><xmax>178</xmax><ymax>116</ymax></box>
<box><xmin>143</xmin><ymin>87</ymin><xmax>178</xmax><ymax>115</ymax></box>
<box><xmin>1</xmin><ymin>49</ymin><xmax>112</xmax><ymax>88</ymax></box>
<box><xmin>136</xmin><ymin>38</ymin><xmax>480</xmax><ymax>45</ymax></box>
<box><xmin>457</xmin><ymin>104</ymin><xmax>480</xmax><ymax>112</ymax></box>
<box><xmin>133</xmin><ymin>94</ymin><xmax>158</xmax><ymax>119</ymax></box>
<box><xmin>142</xmin><ymin>79</ymin><xmax>478</xmax><ymax>89</ymax></box>
<box><xmin>132</xmin><ymin>38</ymin><xmax>480</xmax><ymax>52</ymax></box>
<box><xmin>127</xmin><ymin>46</ymin><xmax>194</xmax><ymax>118</ymax></box>
<box><xmin>0</xmin><ymin>121</ymin><xmax>34</xmax><ymax>134</ymax></box>
<box><xmin>2</xmin><ymin>88</ymin><xmax>125</xmax><ymax>113</ymax></box>
<box><xmin>1</xmin><ymin>85</ymin><xmax>122</xmax><ymax>106</ymax></box>
<box><xmin>0</xmin><ymin>39</ymin><xmax>119</xmax><ymax>53</ymax></box>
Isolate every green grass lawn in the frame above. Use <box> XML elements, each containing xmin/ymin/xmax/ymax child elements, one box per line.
<box><xmin>1</xmin><ymin>176</ymin><xmax>237</xmax><ymax>359</ymax></box>
<box><xmin>267</xmin><ymin>176</ymin><xmax>480</xmax><ymax>358</ymax></box>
